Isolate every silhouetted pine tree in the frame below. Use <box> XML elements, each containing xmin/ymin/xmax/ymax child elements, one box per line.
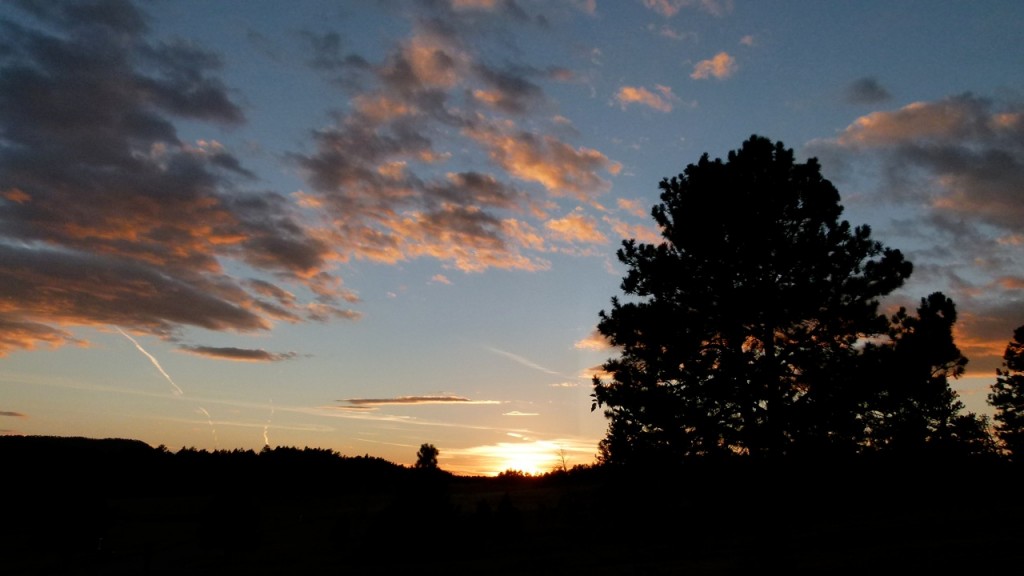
<box><xmin>592</xmin><ymin>136</ymin><xmax>913</xmax><ymax>464</ymax></box>
<box><xmin>990</xmin><ymin>325</ymin><xmax>1024</xmax><ymax>460</ymax></box>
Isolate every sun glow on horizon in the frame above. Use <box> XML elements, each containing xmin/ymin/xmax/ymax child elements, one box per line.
<box><xmin>446</xmin><ymin>439</ymin><xmax>589</xmax><ymax>476</ymax></box>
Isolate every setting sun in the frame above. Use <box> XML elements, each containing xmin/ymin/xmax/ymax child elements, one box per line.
<box><xmin>450</xmin><ymin>440</ymin><xmax>570</xmax><ymax>476</ymax></box>
<box><xmin>493</xmin><ymin>442</ymin><xmax>559</xmax><ymax>475</ymax></box>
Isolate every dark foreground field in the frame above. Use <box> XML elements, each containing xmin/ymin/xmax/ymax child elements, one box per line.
<box><xmin>3</xmin><ymin>436</ymin><xmax>1022</xmax><ymax>575</ymax></box>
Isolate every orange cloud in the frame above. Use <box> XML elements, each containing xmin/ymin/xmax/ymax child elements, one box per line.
<box><xmin>581</xmin><ymin>364</ymin><xmax>611</xmax><ymax>381</ymax></box>
<box><xmin>0</xmin><ymin>317</ymin><xmax>85</xmax><ymax>357</ymax></box>
<box><xmin>605</xmin><ymin>216</ymin><xmax>663</xmax><ymax>245</ymax></box>
<box><xmin>615</xmin><ymin>85</ymin><xmax>677</xmax><ymax>113</ymax></box>
<box><xmin>2</xmin><ymin>188</ymin><xmax>30</xmax><ymax>204</ymax></box>
<box><xmin>997</xmin><ymin>277</ymin><xmax>1024</xmax><ymax>290</ymax></box>
<box><xmin>465</xmin><ymin>122</ymin><xmax>620</xmax><ymax>203</ymax></box>
<box><xmin>546</xmin><ymin>210</ymin><xmax>608</xmax><ymax>244</ymax></box>
<box><xmin>384</xmin><ymin>206</ymin><xmax>550</xmax><ymax>273</ymax></box>
<box><xmin>574</xmin><ymin>329</ymin><xmax>612</xmax><ymax>351</ymax></box>
<box><xmin>616</xmin><ymin>198</ymin><xmax>649</xmax><ymax>218</ymax></box>
<box><xmin>401</xmin><ymin>32</ymin><xmax>468</xmax><ymax>89</ymax></box>
<box><xmin>451</xmin><ymin>0</ymin><xmax>498</xmax><ymax>9</ymax></box>
<box><xmin>826</xmin><ymin>94</ymin><xmax>1024</xmax><ymax>231</ymax></box>
<box><xmin>502</xmin><ymin>218</ymin><xmax>548</xmax><ymax>252</ymax></box>
<box><xmin>691</xmin><ymin>52</ymin><xmax>737</xmax><ymax>79</ymax></box>
<box><xmin>835</xmin><ymin>97</ymin><xmax>1021</xmax><ymax>147</ymax></box>
<box><xmin>353</xmin><ymin>95</ymin><xmax>414</xmax><ymax>122</ymax></box>
<box><xmin>472</xmin><ymin>89</ymin><xmax>503</xmax><ymax>107</ymax></box>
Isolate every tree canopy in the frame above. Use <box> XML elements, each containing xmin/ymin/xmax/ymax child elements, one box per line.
<box><xmin>989</xmin><ymin>325</ymin><xmax>1024</xmax><ymax>459</ymax></box>
<box><xmin>592</xmin><ymin>135</ymin><xmax>924</xmax><ymax>465</ymax></box>
<box><xmin>860</xmin><ymin>293</ymin><xmax>991</xmax><ymax>456</ymax></box>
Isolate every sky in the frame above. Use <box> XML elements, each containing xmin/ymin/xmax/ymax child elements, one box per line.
<box><xmin>1</xmin><ymin>0</ymin><xmax>1022</xmax><ymax>476</ymax></box>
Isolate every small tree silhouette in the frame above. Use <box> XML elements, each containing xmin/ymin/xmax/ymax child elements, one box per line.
<box><xmin>554</xmin><ymin>447</ymin><xmax>569</xmax><ymax>473</ymax></box>
<box><xmin>415</xmin><ymin>443</ymin><xmax>439</xmax><ymax>470</ymax></box>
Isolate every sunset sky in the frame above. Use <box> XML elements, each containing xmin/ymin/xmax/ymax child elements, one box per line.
<box><xmin>2</xmin><ymin>0</ymin><xmax>1022</xmax><ymax>475</ymax></box>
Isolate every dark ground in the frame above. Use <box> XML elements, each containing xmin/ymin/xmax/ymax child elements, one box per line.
<box><xmin>3</xmin><ymin>436</ymin><xmax>1022</xmax><ymax>575</ymax></box>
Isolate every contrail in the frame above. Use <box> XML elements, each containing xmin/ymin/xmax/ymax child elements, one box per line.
<box><xmin>115</xmin><ymin>327</ymin><xmax>184</xmax><ymax>396</ymax></box>
<box><xmin>196</xmin><ymin>406</ymin><xmax>219</xmax><ymax>448</ymax></box>
<box><xmin>263</xmin><ymin>398</ymin><xmax>274</xmax><ymax>448</ymax></box>
<box><xmin>484</xmin><ymin>346</ymin><xmax>563</xmax><ymax>376</ymax></box>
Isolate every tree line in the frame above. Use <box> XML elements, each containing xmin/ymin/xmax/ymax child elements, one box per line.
<box><xmin>592</xmin><ymin>135</ymin><xmax>1024</xmax><ymax>467</ymax></box>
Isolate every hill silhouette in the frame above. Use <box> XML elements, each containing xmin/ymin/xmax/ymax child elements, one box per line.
<box><xmin>2</xmin><ymin>435</ymin><xmax>1022</xmax><ymax>574</ymax></box>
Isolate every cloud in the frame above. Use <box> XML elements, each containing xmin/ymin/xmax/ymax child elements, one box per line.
<box><xmin>581</xmin><ymin>364</ymin><xmax>611</xmax><ymax>380</ymax></box>
<box><xmin>464</xmin><ymin>120</ymin><xmax>621</xmax><ymax>203</ymax></box>
<box><xmin>604</xmin><ymin>216</ymin><xmax>663</xmax><ymax>245</ymax></box>
<box><xmin>569</xmin><ymin>0</ymin><xmax>597</xmax><ymax>15</ymax></box>
<box><xmin>739</xmin><ymin>35</ymin><xmax>755</xmax><ymax>46</ymax></box>
<box><xmin>449</xmin><ymin>0</ymin><xmax>534</xmax><ymax>22</ymax></box>
<box><xmin>549</xmin><ymin>381</ymin><xmax>579</xmax><ymax>388</ymax></box>
<box><xmin>0</xmin><ymin>0</ymin><xmax>622</xmax><ymax>356</ymax></box>
<box><xmin>473</xmin><ymin>63</ymin><xmax>545</xmax><ymax>114</ymax></box>
<box><xmin>649</xmin><ymin>24</ymin><xmax>697</xmax><ymax>42</ymax></box>
<box><xmin>574</xmin><ymin>329</ymin><xmax>613</xmax><ymax>351</ymax></box>
<box><xmin>997</xmin><ymin>276</ymin><xmax>1024</xmax><ymax>290</ymax></box>
<box><xmin>828</xmin><ymin>94</ymin><xmax>1024</xmax><ymax>230</ymax></box>
<box><xmin>502</xmin><ymin>219</ymin><xmax>549</xmax><ymax>253</ymax></box>
<box><xmin>0</xmin><ymin>1</ymin><xmax>345</xmax><ymax>355</ymax></box>
<box><xmin>431</xmin><ymin>274</ymin><xmax>453</xmax><ymax>285</ymax></box>
<box><xmin>503</xmin><ymin>411</ymin><xmax>539</xmax><ymax>416</ymax></box>
<box><xmin>0</xmin><ymin>411</ymin><xmax>27</xmax><ymax>418</ymax></box>
<box><xmin>846</xmin><ymin>76</ymin><xmax>892</xmax><ymax>105</ymax></box>
<box><xmin>815</xmin><ymin>92</ymin><xmax>1024</xmax><ymax>377</ymax></box>
<box><xmin>339</xmin><ymin>395</ymin><xmax>500</xmax><ymax>407</ymax></box>
<box><xmin>385</xmin><ymin>205</ymin><xmax>550</xmax><ymax>272</ymax></box>
<box><xmin>690</xmin><ymin>52</ymin><xmax>737</xmax><ymax>79</ymax></box>
<box><xmin>616</xmin><ymin>198</ymin><xmax>650</xmax><ymax>218</ymax></box>
<box><xmin>615</xmin><ymin>85</ymin><xmax>677</xmax><ymax>113</ymax></box>
<box><xmin>178</xmin><ymin>345</ymin><xmax>299</xmax><ymax>362</ymax></box>
<box><xmin>0</xmin><ymin>245</ymin><xmax>269</xmax><ymax>335</ymax></box>
<box><xmin>956</xmin><ymin>295</ymin><xmax>1024</xmax><ymax>374</ymax></box>
<box><xmin>451</xmin><ymin>0</ymin><xmax>499</xmax><ymax>9</ymax></box>
<box><xmin>642</xmin><ymin>0</ymin><xmax>734</xmax><ymax>17</ymax></box>
<box><xmin>292</xmin><ymin>9</ymin><xmax>615</xmax><ymax>275</ymax></box>
<box><xmin>546</xmin><ymin>210</ymin><xmax>608</xmax><ymax>245</ymax></box>
<box><xmin>0</xmin><ymin>317</ymin><xmax>85</xmax><ymax>357</ymax></box>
